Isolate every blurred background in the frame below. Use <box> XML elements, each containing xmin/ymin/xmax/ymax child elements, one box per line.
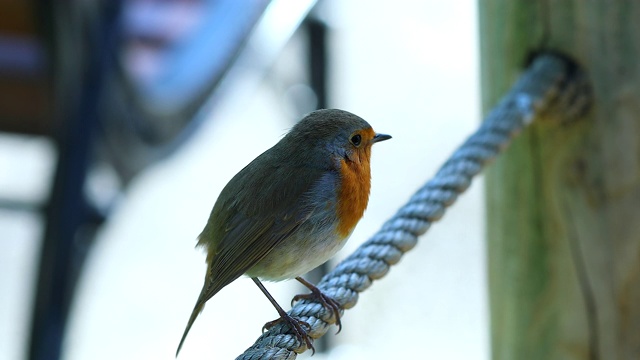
<box><xmin>0</xmin><ymin>1</ymin><xmax>485</xmax><ymax>359</ymax></box>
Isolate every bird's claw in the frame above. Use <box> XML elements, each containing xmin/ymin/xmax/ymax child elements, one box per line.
<box><xmin>262</xmin><ymin>313</ymin><xmax>315</xmax><ymax>354</ymax></box>
<box><xmin>292</xmin><ymin>287</ymin><xmax>343</xmax><ymax>334</ymax></box>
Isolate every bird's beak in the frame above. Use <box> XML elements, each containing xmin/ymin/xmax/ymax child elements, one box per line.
<box><xmin>372</xmin><ymin>133</ymin><xmax>392</xmax><ymax>143</ymax></box>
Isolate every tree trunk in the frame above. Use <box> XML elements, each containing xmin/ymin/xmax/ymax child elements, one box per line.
<box><xmin>480</xmin><ymin>1</ymin><xmax>640</xmax><ymax>359</ymax></box>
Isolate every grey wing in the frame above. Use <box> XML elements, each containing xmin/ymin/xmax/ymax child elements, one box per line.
<box><xmin>196</xmin><ymin>165</ymin><xmax>330</xmax><ymax>304</ymax></box>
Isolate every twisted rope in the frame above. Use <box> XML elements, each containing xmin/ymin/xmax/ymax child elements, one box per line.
<box><xmin>236</xmin><ymin>53</ymin><xmax>589</xmax><ymax>360</ymax></box>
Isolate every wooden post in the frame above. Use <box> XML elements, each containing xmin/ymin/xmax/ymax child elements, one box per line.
<box><xmin>480</xmin><ymin>2</ymin><xmax>640</xmax><ymax>360</ymax></box>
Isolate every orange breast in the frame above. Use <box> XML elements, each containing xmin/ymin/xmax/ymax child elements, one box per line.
<box><xmin>336</xmin><ymin>147</ymin><xmax>372</xmax><ymax>237</ymax></box>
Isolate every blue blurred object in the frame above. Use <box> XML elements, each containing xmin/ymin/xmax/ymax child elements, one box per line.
<box><xmin>125</xmin><ymin>0</ymin><xmax>269</xmax><ymax>113</ymax></box>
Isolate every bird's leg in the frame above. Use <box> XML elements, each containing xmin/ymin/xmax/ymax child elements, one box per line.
<box><xmin>251</xmin><ymin>278</ymin><xmax>315</xmax><ymax>354</ymax></box>
<box><xmin>293</xmin><ymin>277</ymin><xmax>343</xmax><ymax>333</ymax></box>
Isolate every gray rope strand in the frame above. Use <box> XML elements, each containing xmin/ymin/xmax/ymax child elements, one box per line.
<box><xmin>236</xmin><ymin>53</ymin><xmax>588</xmax><ymax>360</ymax></box>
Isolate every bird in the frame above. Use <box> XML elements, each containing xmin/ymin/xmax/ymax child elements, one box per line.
<box><xmin>176</xmin><ymin>109</ymin><xmax>391</xmax><ymax>356</ymax></box>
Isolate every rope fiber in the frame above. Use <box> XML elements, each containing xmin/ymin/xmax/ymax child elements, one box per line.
<box><xmin>236</xmin><ymin>53</ymin><xmax>590</xmax><ymax>360</ymax></box>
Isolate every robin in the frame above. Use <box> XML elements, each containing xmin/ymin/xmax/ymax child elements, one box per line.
<box><xmin>176</xmin><ymin>109</ymin><xmax>391</xmax><ymax>356</ymax></box>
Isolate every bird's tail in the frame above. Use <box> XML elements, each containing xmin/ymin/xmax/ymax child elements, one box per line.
<box><xmin>176</xmin><ymin>301</ymin><xmax>205</xmax><ymax>357</ymax></box>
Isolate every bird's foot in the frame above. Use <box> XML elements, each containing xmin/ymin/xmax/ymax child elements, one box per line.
<box><xmin>262</xmin><ymin>313</ymin><xmax>315</xmax><ymax>354</ymax></box>
<box><xmin>293</xmin><ymin>277</ymin><xmax>343</xmax><ymax>333</ymax></box>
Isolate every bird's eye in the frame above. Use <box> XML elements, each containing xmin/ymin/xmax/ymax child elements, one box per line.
<box><xmin>350</xmin><ymin>134</ymin><xmax>362</xmax><ymax>146</ymax></box>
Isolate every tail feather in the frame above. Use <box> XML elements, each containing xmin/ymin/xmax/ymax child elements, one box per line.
<box><xmin>175</xmin><ymin>252</ymin><xmax>244</xmax><ymax>356</ymax></box>
<box><xmin>176</xmin><ymin>301</ymin><xmax>205</xmax><ymax>357</ymax></box>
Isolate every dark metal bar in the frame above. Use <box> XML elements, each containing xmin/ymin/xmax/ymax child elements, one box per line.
<box><xmin>27</xmin><ymin>3</ymin><xmax>120</xmax><ymax>360</ymax></box>
<box><xmin>303</xmin><ymin>13</ymin><xmax>331</xmax><ymax>353</ymax></box>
